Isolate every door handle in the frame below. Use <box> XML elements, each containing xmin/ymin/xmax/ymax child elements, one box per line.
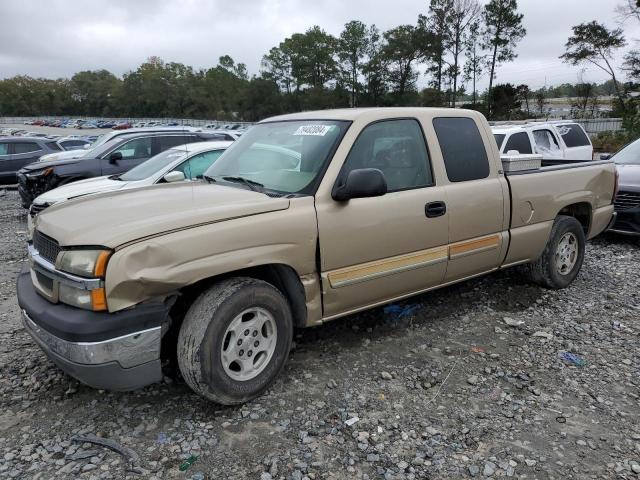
<box><xmin>425</xmin><ymin>201</ymin><xmax>446</xmax><ymax>218</ymax></box>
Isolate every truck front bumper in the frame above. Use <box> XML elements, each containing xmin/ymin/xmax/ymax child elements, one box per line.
<box><xmin>17</xmin><ymin>269</ymin><xmax>170</xmax><ymax>391</ymax></box>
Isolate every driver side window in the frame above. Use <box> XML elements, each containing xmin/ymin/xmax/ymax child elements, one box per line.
<box><xmin>111</xmin><ymin>137</ymin><xmax>152</xmax><ymax>160</ymax></box>
<box><xmin>340</xmin><ymin>119</ymin><xmax>433</xmax><ymax>192</ymax></box>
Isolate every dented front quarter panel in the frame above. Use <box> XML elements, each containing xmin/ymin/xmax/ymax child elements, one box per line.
<box><xmin>105</xmin><ymin>196</ymin><xmax>319</xmax><ymax>314</ymax></box>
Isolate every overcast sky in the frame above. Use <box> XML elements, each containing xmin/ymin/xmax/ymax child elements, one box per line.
<box><xmin>1</xmin><ymin>0</ymin><xmax>637</xmax><ymax>90</ymax></box>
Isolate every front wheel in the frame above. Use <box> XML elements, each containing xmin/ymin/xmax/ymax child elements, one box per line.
<box><xmin>177</xmin><ymin>277</ymin><xmax>293</xmax><ymax>405</ymax></box>
<box><xmin>524</xmin><ymin>215</ymin><xmax>586</xmax><ymax>289</ymax></box>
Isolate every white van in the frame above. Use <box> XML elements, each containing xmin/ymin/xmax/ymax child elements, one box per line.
<box><xmin>492</xmin><ymin>122</ymin><xmax>593</xmax><ymax>160</ymax></box>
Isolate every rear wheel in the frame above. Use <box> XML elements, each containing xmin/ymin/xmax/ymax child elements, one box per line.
<box><xmin>177</xmin><ymin>277</ymin><xmax>293</xmax><ymax>405</ymax></box>
<box><xmin>524</xmin><ymin>215</ymin><xmax>586</xmax><ymax>289</ymax></box>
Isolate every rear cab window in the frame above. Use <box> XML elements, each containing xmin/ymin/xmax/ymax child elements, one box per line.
<box><xmin>557</xmin><ymin>124</ymin><xmax>591</xmax><ymax>148</ymax></box>
<box><xmin>433</xmin><ymin>117</ymin><xmax>490</xmax><ymax>182</ymax></box>
<box><xmin>504</xmin><ymin>132</ymin><xmax>532</xmax><ymax>154</ymax></box>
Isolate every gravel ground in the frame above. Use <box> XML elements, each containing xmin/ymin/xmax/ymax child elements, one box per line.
<box><xmin>0</xmin><ymin>188</ymin><xmax>639</xmax><ymax>480</ymax></box>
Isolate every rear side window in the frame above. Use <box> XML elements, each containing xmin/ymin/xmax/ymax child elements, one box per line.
<box><xmin>557</xmin><ymin>124</ymin><xmax>590</xmax><ymax>147</ymax></box>
<box><xmin>0</xmin><ymin>143</ymin><xmax>8</xmax><ymax>155</ymax></box>
<box><xmin>504</xmin><ymin>132</ymin><xmax>532</xmax><ymax>154</ymax></box>
<box><xmin>158</xmin><ymin>135</ymin><xmax>193</xmax><ymax>150</ymax></box>
<box><xmin>46</xmin><ymin>141</ymin><xmax>62</xmax><ymax>151</ymax></box>
<box><xmin>13</xmin><ymin>142</ymin><xmax>41</xmax><ymax>154</ymax></box>
<box><xmin>433</xmin><ymin>117</ymin><xmax>490</xmax><ymax>182</ymax></box>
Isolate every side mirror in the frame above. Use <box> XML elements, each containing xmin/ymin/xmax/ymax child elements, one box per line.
<box><xmin>163</xmin><ymin>170</ymin><xmax>185</xmax><ymax>183</ymax></box>
<box><xmin>599</xmin><ymin>153</ymin><xmax>612</xmax><ymax>160</ymax></box>
<box><xmin>332</xmin><ymin>168</ymin><xmax>387</xmax><ymax>201</ymax></box>
<box><xmin>108</xmin><ymin>151</ymin><xmax>123</xmax><ymax>163</ymax></box>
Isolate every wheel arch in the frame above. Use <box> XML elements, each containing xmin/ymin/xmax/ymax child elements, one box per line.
<box><xmin>171</xmin><ymin>263</ymin><xmax>308</xmax><ymax>330</ymax></box>
<box><xmin>557</xmin><ymin>202</ymin><xmax>592</xmax><ymax>235</ymax></box>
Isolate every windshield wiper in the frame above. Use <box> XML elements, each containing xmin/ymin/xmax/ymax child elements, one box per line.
<box><xmin>109</xmin><ymin>174</ymin><xmax>122</xmax><ymax>181</ymax></box>
<box><xmin>220</xmin><ymin>176</ymin><xmax>265</xmax><ymax>192</ymax></box>
<box><xmin>203</xmin><ymin>174</ymin><xmax>217</xmax><ymax>184</ymax></box>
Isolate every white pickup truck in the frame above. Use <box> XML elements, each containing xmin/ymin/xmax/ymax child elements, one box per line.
<box><xmin>492</xmin><ymin>122</ymin><xmax>593</xmax><ymax>160</ymax></box>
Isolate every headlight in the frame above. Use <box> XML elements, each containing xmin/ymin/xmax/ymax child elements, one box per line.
<box><xmin>59</xmin><ymin>249</ymin><xmax>111</xmax><ymax>278</ymax></box>
<box><xmin>25</xmin><ymin>168</ymin><xmax>53</xmax><ymax>179</ymax></box>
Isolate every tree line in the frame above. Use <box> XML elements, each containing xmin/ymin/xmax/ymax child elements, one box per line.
<box><xmin>0</xmin><ymin>0</ymin><xmax>639</xmax><ymax>124</ymax></box>
<box><xmin>0</xmin><ymin>0</ymin><xmax>530</xmax><ymax>121</ymax></box>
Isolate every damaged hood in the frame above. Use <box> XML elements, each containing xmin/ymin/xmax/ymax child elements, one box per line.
<box><xmin>35</xmin><ymin>182</ymin><xmax>290</xmax><ymax>248</ymax></box>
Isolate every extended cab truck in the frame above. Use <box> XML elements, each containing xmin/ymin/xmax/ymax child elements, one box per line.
<box><xmin>17</xmin><ymin>108</ymin><xmax>616</xmax><ymax>405</ymax></box>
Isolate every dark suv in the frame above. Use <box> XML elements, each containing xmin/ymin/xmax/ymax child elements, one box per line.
<box><xmin>18</xmin><ymin>131</ymin><xmax>228</xmax><ymax>207</ymax></box>
<box><xmin>0</xmin><ymin>137</ymin><xmax>62</xmax><ymax>183</ymax></box>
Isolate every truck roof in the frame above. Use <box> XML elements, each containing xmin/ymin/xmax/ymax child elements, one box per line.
<box><xmin>264</xmin><ymin>107</ymin><xmax>482</xmax><ymax>123</ymax></box>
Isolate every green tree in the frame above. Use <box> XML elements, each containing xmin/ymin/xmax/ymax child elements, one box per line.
<box><xmin>419</xmin><ymin>0</ymin><xmax>453</xmax><ymax>100</ymax></box>
<box><xmin>338</xmin><ymin>20</ymin><xmax>369</xmax><ymax>107</ymax></box>
<box><xmin>490</xmin><ymin>83</ymin><xmax>521</xmax><ymax>119</ymax></box>
<box><xmin>560</xmin><ymin>21</ymin><xmax>626</xmax><ymax>110</ymax></box>
<box><xmin>463</xmin><ymin>22</ymin><xmax>486</xmax><ymax>105</ymax></box>
<box><xmin>481</xmin><ymin>0</ymin><xmax>526</xmax><ymax>118</ymax></box>
<box><xmin>447</xmin><ymin>0</ymin><xmax>481</xmax><ymax>107</ymax></box>
<box><xmin>381</xmin><ymin>25</ymin><xmax>426</xmax><ymax>100</ymax></box>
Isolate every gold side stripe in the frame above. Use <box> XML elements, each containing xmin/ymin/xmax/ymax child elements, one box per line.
<box><xmin>326</xmin><ymin>234</ymin><xmax>502</xmax><ymax>289</ymax></box>
<box><xmin>328</xmin><ymin>246</ymin><xmax>449</xmax><ymax>288</ymax></box>
<box><xmin>449</xmin><ymin>234</ymin><xmax>501</xmax><ymax>259</ymax></box>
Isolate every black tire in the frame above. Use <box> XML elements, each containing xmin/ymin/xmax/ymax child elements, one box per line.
<box><xmin>524</xmin><ymin>215</ymin><xmax>586</xmax><ymax>289</ymax></box>
<box><xmin>177</xmin><ymin>277</ymin><xmax>293</xmax><ymax>405</ymax></box>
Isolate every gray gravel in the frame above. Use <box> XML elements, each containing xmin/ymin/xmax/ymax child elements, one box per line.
<box><xmin>0</xmin><ymin>188</ymin><xmax>639</xmax><ymax>479</ymax></box>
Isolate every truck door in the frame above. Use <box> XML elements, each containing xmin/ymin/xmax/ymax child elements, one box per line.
<box><xmin>315</xmin><ymin>118</ymin><xmax>449</xmax><ymax>318</ymax></box>
<box><xmin>431</xmin><ymin>116</ymin><xmax>509</xmax><ymax>282</ymax></box>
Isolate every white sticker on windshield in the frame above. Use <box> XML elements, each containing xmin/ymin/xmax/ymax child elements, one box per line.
<box><xmin>293</xmin><ymin>125</ymin><xmax>331</xmax><ymax>136</ymax></box>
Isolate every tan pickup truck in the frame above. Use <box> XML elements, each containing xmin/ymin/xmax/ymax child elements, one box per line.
<box><xmin>18</xmin><ymin>108</ymin><xmax>617</xmax><ymax>405</ymax></box>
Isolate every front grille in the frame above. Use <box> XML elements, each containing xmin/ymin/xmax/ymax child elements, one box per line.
<box><xmin>29</xmin><ymin>203</ymin><xmax>49</xmax><ymax>217</ymax></box>
<box><xmin>33</xmin><ymin>230</ymin><xmax>61</xmax><ymax>264</ymax></box>
<box><xmin>614</xmin><ymin>191</ymin><xmax>640</xmax><ymax>211</ymax></box>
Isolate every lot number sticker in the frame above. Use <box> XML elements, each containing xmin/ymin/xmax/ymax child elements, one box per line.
<box><xmin>293</xmin><ymin>125</ymin><xmax>331</xmax><ymax>136</ymax></box>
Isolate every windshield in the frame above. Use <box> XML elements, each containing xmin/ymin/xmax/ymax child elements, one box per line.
<box><xmin>119</xmin><ymin>148</ymin><xmax>188</xmax><ymax>181</ymax></box>
<box><xmin>494</xmin><ymin>134</ymin><xmax>505</xmax><ymax>150</ymax></box>
<box><xmin>613</xmin><ymin>138</ymin><xmax>640</xmax><ymax>165</ymax></box>
<box><xmin>204</xmin><ymin>120</ymin><xmax>350</xmax><ymax>194</ymax></box>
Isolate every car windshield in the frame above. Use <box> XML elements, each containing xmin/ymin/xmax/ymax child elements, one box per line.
<box><xmin>119</xmin><ymin>148</ymin><xmax>188</xmax><ymax>181</ymax></box>
<box><xmin>494</xmin><ymin>134</ymin><xmax>505</xmax><ymax>149</ymax></box>
<box><xmin>613</xmin><ymin>138</ymin><xmax>640</xmax><ymax>165</ymax></box>
<box><xmin>204</xmin><ymin>120</ymin><xmax>349</xmax><ymax>194</ymax></box>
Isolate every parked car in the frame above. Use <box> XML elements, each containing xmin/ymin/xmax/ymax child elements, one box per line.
<box><xmin>18</xmin><ymin>108</ymin><xmax>616</xmax><ymax>402</ymax></box>
<box><xmin>112</xmin><ymin>122</ymin><xmax>132</xmax><ymax>130</ymax></box>
<box><xmin>17</xmin><ymin>131</ymin><xmax>228</xmax><ymax>206</ymax></box>
<box><xmin>57</xmin><ymin>137</ymin><xmax>92</xmax><ymax>151</ymax></box>
<box><xmin>492</xmin><ymin>122</ymin><xmax>593</xmax><ymax>160</ymax></box>
<box><xmin>38</xmin><ymin>126</ymin><xmax>207</xmax><ymax>163</ymax></box>
<box><xmin>29</xmin><ymin>140</ymin><xmax>231</xmax><ymax>216</ymax></box>
<box><xmin>603</xmin><ymin>139</ymin><xmax>640</xmax><ymax>235</ymax></box>
<box><xmin>0</xmin><ymin>137</ymin><xmax>64</xmax><ymax>184</ymax></box>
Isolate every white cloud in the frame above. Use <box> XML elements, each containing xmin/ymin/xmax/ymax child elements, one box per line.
<box><xmin>0</xmin><ymin>0</ymin><xmax>638</xmax><ymax>89</ymax></box>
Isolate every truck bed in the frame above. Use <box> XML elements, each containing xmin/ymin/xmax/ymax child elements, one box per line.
<box><xmin>500</xmin><ymin>158</ymin><xmax>616</xmax><ymax>267</ymax></box>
